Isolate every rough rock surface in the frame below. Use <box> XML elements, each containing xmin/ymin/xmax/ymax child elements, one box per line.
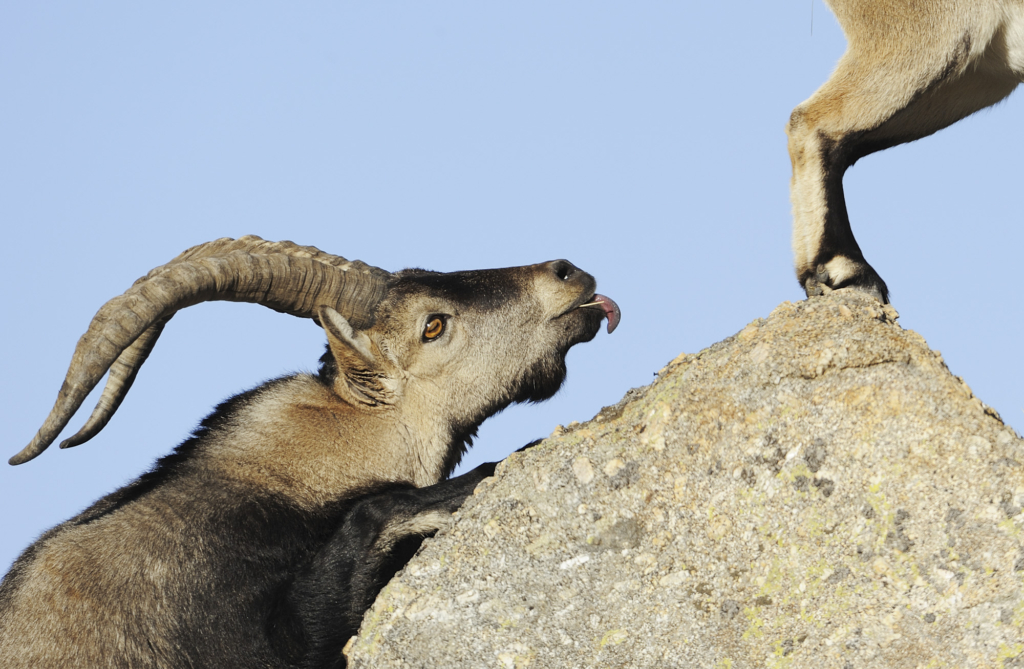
<box><xmin>347</xmin><ymin>291</ymin><xmax>1024</xmax><ymax>669</ymax></box>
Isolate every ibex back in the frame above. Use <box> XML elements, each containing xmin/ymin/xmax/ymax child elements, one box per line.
<box><xmin>787</xmin><ymin>0</ymin><xmax>1023</xmax><ymax>302</ymax></box>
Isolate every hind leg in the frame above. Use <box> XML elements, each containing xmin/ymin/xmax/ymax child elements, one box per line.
<box><xmin>787</xmin><ymin>11</ymin><xmax>1018</xmax><ymax>302</ymax></box>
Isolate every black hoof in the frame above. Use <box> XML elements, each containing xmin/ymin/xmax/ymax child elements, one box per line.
<box><xmin>801</xmin><ymin>261</ymin><xmax>889</xmax><ymax>304</ymax></box>
<box><xmin>803</xmin><ymin>265</ymin><xmax>833</xmax><ymax>298</ymax></box>
<box><xmin>838</xmin><ymin>265</ymin><xmax>889</xmax><ymax>304</ymax></box>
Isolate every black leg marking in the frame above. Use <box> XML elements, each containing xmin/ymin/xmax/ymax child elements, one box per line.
<box><xmin>799</xmin><ymin>133</ymin><xmax>890</xmax><ymax>303</ymax></box>
<box><xmin>272</xmin><ymin>461</ymin><xmax>497</xmax><ymax>668</ymax></box>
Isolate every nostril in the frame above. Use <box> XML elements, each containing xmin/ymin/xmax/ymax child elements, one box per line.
<box><xmin>550</xmin><ymin>260</ymin><xmax>576</xmax><ymax>281</ymax></box>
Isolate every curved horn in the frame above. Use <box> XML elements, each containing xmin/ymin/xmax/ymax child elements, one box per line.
<box><xmin>57</xmin><ymin>316</ymin><xmax>170</xmax><ymax>451</ymax></box>
<box><xmin>58</xmin><ymin>236</ymin><xmax>392</xmax><ymax>451</ymax></box>
<box><xmin>11</xmin><ymin>236</ymin><xmax>391</xmax><ymax>465</ymax></box>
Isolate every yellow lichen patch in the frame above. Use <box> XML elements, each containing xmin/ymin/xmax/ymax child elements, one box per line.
<box><xmin>752</xmin><ymin>558</ymin><xmax>789</xmax><ymax>603</ymax></box>
<box><xmin>765</xmin><ymin>640</ymin><xmax>796</xmax><ymax>669</ymax></box>
<box><xmin>998</xmin><ymin>517</ymin><xmax>1022</xmax><ymax>539</ymax></box>
<box><xmin>741</xmin><ymin>608</ymin><xmax>766</xmax><ymax>641</ymax></box>
<box><xmin>777</xmin><ymin>461</ymin><xmax>813</xmax><ymax>485</ymax></box>
<box><xmin>597</xmin><ymin>629</ymin><xmax>628</xmax><ymax>647</ymax></box>
<box><xmin>996</xmin><ymin>642</ymin><xmax>1024</xmax><ymax>667</ymax></box>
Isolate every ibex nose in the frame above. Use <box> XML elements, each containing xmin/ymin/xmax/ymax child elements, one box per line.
<box><xmin>545</xmin><ymin>259</ymin><xmax>579</xmax><ymax>282</ymax></box>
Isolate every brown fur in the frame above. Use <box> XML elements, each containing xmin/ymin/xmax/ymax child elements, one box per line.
<box><xmin>0</xmin><ymin>258</ymin><xmax>614</xmax><ymax>667</ymax></box>
<box><xmin>787</xmin><ymin>0</ymin><xmax>1023</xmax><ymax>301</ymax></box>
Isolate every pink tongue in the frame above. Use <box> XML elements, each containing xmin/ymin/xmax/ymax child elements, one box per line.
<box><xmin>592</xmin><ymin>294</ymin><xmax>621</xmax><ymax>334</ymax></box>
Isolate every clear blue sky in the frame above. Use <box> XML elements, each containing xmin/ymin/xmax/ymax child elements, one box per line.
<box><xmin>2</xmin><ymin>3</ymin><xmax>1021</xmax><ymax>571</ymax></box>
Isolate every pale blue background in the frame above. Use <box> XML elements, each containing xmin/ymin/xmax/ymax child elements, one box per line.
<box><xmin>2</xmin><ymin>3</ymin><xmax>1021</xmax><ymax>572</ymax></box>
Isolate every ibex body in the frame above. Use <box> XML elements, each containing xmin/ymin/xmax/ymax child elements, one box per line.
<box><xmin>787</xmin><ymin>0</ymin><xmax>1023</xmax><ymax>301</ymax></box>
<box><xmin>0</xmin><ymin>237</ymin><xmax>619</xmax><ymax>668</ymax></box>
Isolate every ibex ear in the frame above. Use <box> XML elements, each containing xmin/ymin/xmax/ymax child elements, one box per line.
<box><xmin>319</xmin><ymin>307</ymin><xmax>392</xmax><ymax>406</ymax></box>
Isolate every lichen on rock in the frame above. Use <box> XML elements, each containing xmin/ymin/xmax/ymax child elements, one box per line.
<box><xmin>347</xmin><ymin>291</ymin><xmax>1024</xmax><ymax>669</ymax></box>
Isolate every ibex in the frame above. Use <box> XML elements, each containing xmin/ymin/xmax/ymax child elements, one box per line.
<box><xmin>787</xmin><ymin>0</ymin><xmax>1023</xmax><ymax>302</ymax></box>
<box><xmin>0</xmin><ymin>236</ymin><xmax>620</xmax><ymax>668</ymax></box>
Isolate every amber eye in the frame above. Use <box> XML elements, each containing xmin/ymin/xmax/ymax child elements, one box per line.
<box><xmin>422</xmin><ymin>316</ymin><xmax>446</xmax><ymax>341</ymax></box>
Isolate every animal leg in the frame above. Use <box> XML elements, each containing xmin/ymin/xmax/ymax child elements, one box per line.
<box><xmin>787</xmin><ymin>7</ymin><xmax>1020</xmax><ymax>302</ymax></box>
<box><xmin>274</xmin><ymin>461</ymin><xmax>496</xmax><ymax>668</ymax></box>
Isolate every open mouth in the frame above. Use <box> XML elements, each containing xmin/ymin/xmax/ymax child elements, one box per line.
<box><xmin>578</xmin><ymin>294</ymin><xmax>621</xmax><ymax>334</ymax></box>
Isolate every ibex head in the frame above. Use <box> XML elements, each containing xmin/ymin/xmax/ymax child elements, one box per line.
<box><xmin>11</xmin><ymin>236</ymin><xmax>619</xmax><ymax>472</ymax></box>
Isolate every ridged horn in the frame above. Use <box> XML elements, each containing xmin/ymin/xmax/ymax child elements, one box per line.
<box><xmin>57</xmin><ymin>236</ymin><xmax>392</xmax><ymax>451</ymax></box>
<box><xmin>11</xmin><ymin>236</ymin><xmax>392</xmax><ymax>465</ymax></box>
<box><xmin>57</xmin><ymin>316</ymin><xmax>171</xmax><ymax>451</ymax></box>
